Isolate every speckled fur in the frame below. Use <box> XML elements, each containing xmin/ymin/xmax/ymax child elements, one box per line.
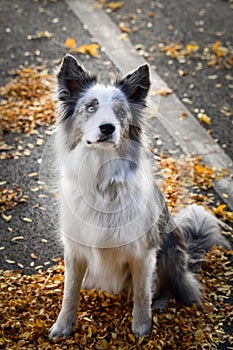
<box><xmin>49</xmin><ymin>55</ymin><xmax>231</xmax><ymax>340</ymax></box>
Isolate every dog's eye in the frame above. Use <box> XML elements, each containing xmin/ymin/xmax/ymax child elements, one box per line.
<box><xmin>117</xmin><ymin>108</ymin><xmax>127</xmax><ymax>119</ymax></box>
<box><xmin>86</xmin><ymin>104</ymin><xmax>96</xmax><ymax>113</ymax></box>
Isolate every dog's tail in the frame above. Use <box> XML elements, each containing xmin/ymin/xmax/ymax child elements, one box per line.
<box><xmin>175</xmin><ymin>204</ymin><xmax>231</xmax><ymax>270</ymax></box>
<box><xmin>154</xmin><ymin>204</ymin><xmax>231</xmax><ymax>309</ymax></box>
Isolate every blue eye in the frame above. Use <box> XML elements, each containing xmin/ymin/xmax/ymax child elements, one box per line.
<box><xmin>86</xmin><ymin>104</ymin><xmax>96</xmax><ymax>113</ymax></box>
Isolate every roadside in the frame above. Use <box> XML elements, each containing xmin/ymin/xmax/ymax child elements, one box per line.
<box><xmin>0</xmin><ymin>0</ymin><xmax>118</xmax><ymax>273</ymax></box>
<box><xmin>106</xmin><ymin>0</ymin><xmax>233</xmax><ymax>159</ymax></box>
<box><xmin>0</xmin><ymin>0</ymin><xmax>232</xmax><ymax>349</ymax></box>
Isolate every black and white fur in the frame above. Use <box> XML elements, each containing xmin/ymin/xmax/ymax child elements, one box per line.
<box><xmin>49</xmin><ymin>54</ymin><xmax>231</xmax><ymax>339</ymax></box>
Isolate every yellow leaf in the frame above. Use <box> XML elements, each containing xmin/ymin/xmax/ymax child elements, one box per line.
<box><xmin>107</xmin><ymin>2</ymin><xmax>123</xmax><ymax>11</ymax></box>
<box><xmin>186</xmin><ymin>43</ymin><xmax>199</xmax><ymax>53</ymax></box>
<box><xmin>2</xmin><ymin>213</ymin><xmax>12</xmax><ymax>221</ymax></box>
<box><xmin>194</xmin><ymin>164</ymin><xmax>208</xmax><ymax>174</ymax></box>
<box><xmin>212</xmin><ymin>40</ymin><xmax>226</xmax><ymax>57</ymax></box>
<box><xmin>85</xmin><ymin>43</ymin><xmax>100</xmax><ymax>57</ymax></box>
<box><xmin>64</xmin><ymin>37</ymin><xmax>76</xmax><ymax>49</ymax></box>
<box><xmin>197</xmin><ymin>113</ymin><xmax>211</xmax><ymax>125</ymax></box>
<box><xmin>156</xmin><ymin>87</ymin><xmax>174</xmax><ymax>96</ymax></box>
<box><xmin>76</xmin><ymin>44</ymin><xmax>100</xmax><ymax>57</ymax></box>
<box><xmin>128</xmin><ymin>333</ymin><xmax>136</xmax><ymax>342</ymax></box>
<box><xmin>212</xmin><ymin>40</ymin><xmax>220</xmax><ymax>53</ymax></box>
<box><xmin>215</xmin><ymin>204</ymin><xmax>227</xmax><ymax>212</ymax></box>
<box><xmin>118</xmin><ymin>23</ymin><xmax>131</xmax><ymax>33</ymax></box>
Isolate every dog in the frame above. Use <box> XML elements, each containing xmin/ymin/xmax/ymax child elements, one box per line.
<box><xmin>49</xmin><ymin>54</ymin><xmax>231</xmax><ymax>339</ymax></box>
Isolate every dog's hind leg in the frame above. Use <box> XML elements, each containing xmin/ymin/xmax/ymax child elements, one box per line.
<box><xmin>129</xmin><ymin>251</ymin><xmax>155</xmax><ymax>337</ymax></box>
<box><xmin>155</xmin><ymin>227</ymin><xmax>202</xmax><ymax>309</ymax></box>
<box><xmin>49</xmin><ymin>251</ymin><xmax>87</xmax><ymax>339</ymax></box>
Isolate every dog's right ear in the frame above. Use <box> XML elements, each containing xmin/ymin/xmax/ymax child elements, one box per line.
<box><xmin>57</xmin><ymin>54</ymin><xmax>97</xmax><ymax>100</ymax></box>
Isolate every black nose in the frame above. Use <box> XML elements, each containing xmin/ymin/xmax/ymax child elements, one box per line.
<box><xmin>99</xmin><ymin>123</ymin><xmax>115</xmax><ymax>135</ymax></box>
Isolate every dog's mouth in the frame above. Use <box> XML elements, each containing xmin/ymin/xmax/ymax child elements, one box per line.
<box><xmin>97</xmin><ymin>135</ymin><xmax>113</xmax><ymax>143</ymax></box>
<box><xmin>87</xmin><ymin>135</ymin><xmax>115</xmax><ymax>146</ymax></box>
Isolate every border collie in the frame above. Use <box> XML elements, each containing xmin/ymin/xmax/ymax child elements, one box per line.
<box><xmin>49</xmin><ymin>54</ymin><xmax>230</xmax><ymax>339</ymax></box>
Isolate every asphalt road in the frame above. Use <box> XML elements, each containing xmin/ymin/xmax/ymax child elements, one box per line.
<box><xmin>108</xmin><ymin>0</ymin><xmax>233</xmax><ymax>159</ymax></box>
<box><xmin>0</xmin><ymin>0</ymin><xmax>232</xmax><ymax>269</ymax></box>
<box><xmin>0</xmin><ymin>0</ymin><xmax>118</xmax><ymax>274</ymax></box>
<box><xmin>0</xmin><ymin>1</ymin><xmax>232</xmax><ymax>348</ymax></box>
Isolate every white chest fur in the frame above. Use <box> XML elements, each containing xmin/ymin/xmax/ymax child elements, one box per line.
<box><xmin>59</xmin><ymin>143</ymin><xmax>156</xmax><ymax>249</ymax></box>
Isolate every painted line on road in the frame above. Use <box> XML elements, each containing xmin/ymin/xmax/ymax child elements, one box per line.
<box><xmin>65</xmin><ymin>0</ymin><xmax>233</xmax><ymax>209</ymax></box>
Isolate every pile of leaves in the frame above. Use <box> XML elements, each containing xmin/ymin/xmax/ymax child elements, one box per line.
<box><xmin>0</xmin><ymin>67</ymin><xmax>55</xmax><ymax>135</ymax></box>
<box><xmin>154</xmin><ymin>154</ymin><xmax>233</xmax><ymax>220</ymax></box>
<box><xmin>161</xmin><ymin>40</ymin><xmax>233</xmax><ymax>69</ymax></box>
<box><xmin>0</xmin><ymin>247</ymin><xmax>232</xmax><ymax>349</ymax></box>
<box><xmin>0</xmin><ymin>185</ymin><xmax>28</xmax><ymax>213</ymax></box>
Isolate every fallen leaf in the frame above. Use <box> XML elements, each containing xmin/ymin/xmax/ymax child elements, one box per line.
<box><xmin>28</xmin><ymin>172</ymin><xmax>38</xmax><ymax>177</ymax></box>
<box><xmin>12</xmin><ymin>236</ymin><xmax>24</xmax><ymax>241</ymax></box>
<box><xmin>5</xmin><ymin>259</ymin><xmax>15</xmax><ymax>264</ymax></box>
<box><xmin>198</xmin><ymin>113</ymin><xmax>211</xmax><ymax>125</ymax></box>
<box><xmin>22</xmin><ymin>217</ymin><xmax>32</xmax><ymax>223</ymax></box>
<box><xmin>182</xmin><ymin>97</ymin><xmax>193</xmax><ymax>104</ymax></box>
<box><xmin>27</xmin><ymin>31</ymin><xmax>53</xmax><ymax>40</ymax></box>
<box><xmin>118</xmin><ymin>22</ymin><xmax>131</xmax><ymax>33</ymax></box>
<box><xmin>2</xmin><ymin>213</ymin><xmax>12</xmax><ymax>221</ymax></box>
<box><xmin>30</xmin><ymin>253</ymin><xmax>38</xmax><ymax>260</ymax></box>
<box><xmin>64</xmin><ymin>37</ymin><xmax>76</xmax><ymax>49</ymax></box>
<box><xmin>186</xmin><ymin>43</ymin><xmax>199</xmax><ymax>53</ymax></box>
<box><xmin>156</xmin><ymin>87</ymin><xmax>174</xmax><ymax>96</ymax></box>
<box><xmin>148</xmin><ymin>11</ymin><xmax>156</xmax><ymax>18</ymax></box>
<box><xmin>213</xmin><ymin>204</ymin><xmax>233</xmax><ymax>221</ymax></box>
<box><xmin>212</xmin><ymin>40</ymin><xmax>228</xmax><ymax>58</ymax></box>
<box><xmin>76</xmin><ymin>44</ymin><xmax>100</xmax><ymax>57</ymax></box>
<box><xmin>178</xmin><ymin>69</ymin><xmax>187</xmax><ymax>76</ymax></box>
<box><xmin>107</xmin><ymin>2</ymin><xmax>123</xmax><ymax>11</ymax></box>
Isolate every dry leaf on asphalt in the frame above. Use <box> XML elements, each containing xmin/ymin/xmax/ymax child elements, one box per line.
<box><xmin>75</xmin><ymin>44</ymin><xmax>100</xmax><ymax>57</ymax></box>
<box><xmin>64</xmin><ymin>37</ymin><xmax>76</xmax><ymax>49</ymax></box>
<box><xmin>156</xmin><ymin>87</ymin><xmax>174</xmax><ymax>96</ymax></box>
<box><xmin>107</xmin><ymin>2</ymin><xmax>123</xmax><ymax>11</ymax></box>
<box><xmin>198</xmin><ymin>113</ymin><xmax>212</xmax><ymax>125</ymax></box>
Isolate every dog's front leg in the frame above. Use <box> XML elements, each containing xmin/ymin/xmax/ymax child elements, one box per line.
<box><xmin>129</xmin><ymin>253</ymin><xmax>155</xmax><ymax>337</ymax></box>
<box><xmin>49</xmin><ymin>253</ymin><xmax>87</xmax><ymax>339</ymax></box>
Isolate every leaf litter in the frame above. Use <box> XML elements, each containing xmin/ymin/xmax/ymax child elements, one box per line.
<box><xmin>0</xmin><ymin>66</ymin><xmax>233</xmax><ymax>348</ymax></box>
<box><xmin>0</xmin><ymin>67</ymin><xmax>55</xmax><ymax>136</ymax></box>
<box><xmin>0</xmin><ymin>186</ymin><xmax>28</xmax><ymax>213</ymax></box>
<box><xmin>0</xmin><ymin>245</ymin><xmax>232</xmax><ymax>349</ymax></box>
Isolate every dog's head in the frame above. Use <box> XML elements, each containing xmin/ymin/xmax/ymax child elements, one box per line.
<box><xmin>56</xmin><ymin>54</ymin><xmax>150</xmax><ymax>150</ymax></box>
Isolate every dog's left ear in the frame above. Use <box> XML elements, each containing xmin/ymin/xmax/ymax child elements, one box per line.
<box><xmin>116</xmin><ymin>64</ymin><xmax>150</xmax><ymax>104</ymax></box>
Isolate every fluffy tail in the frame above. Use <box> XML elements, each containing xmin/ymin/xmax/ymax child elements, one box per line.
<box><xmin>154</xmin><ymin>204</ymin><xmax>231</xmax><ymax>310</ymax></box>
<box><xmin>175</xmin><ymin>204</ymin><xmax>231</xmax><ymax>270</ymax></box>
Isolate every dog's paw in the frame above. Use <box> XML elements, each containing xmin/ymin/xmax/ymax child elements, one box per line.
<box><xmin>132</xmin><ymin>319</ymin><xmax>152</xmax><ymax>338</ymax></box>
<box><xmin>49</xmin><ymin>317</ymin><xmax>75</xmax><ymax>339</ymax></box>
<box><xmin>152</xmin><ymin>296</ymin><xmax>169</xmax><ymax>311</ymax></box>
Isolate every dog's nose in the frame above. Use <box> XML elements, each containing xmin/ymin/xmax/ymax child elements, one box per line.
<box><xmin>99</xmin><ymin>123</ymin><xmax>115</xmax><ymax>135</ymax></box>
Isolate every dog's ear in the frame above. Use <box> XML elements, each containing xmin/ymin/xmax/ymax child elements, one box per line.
<box><xmin>57</xmin><ymin>54</ymin><xmax>97</xmax><ymax>100</ymax></box>
<box><xmin>116</xmin><ymin>64</ymin><xmax>150</xmax><ymax>104</ymax></box>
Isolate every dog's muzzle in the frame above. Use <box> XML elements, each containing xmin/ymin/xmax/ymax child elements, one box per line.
<box><xmin>97</xmin><ymin>123</ymin><xmax>115</xmax><ymax>143</ymax></box>
<box><xmin>86</xmin><ymin>123</ymin><xmax>117</xmax><ymax>146</ymax></box>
